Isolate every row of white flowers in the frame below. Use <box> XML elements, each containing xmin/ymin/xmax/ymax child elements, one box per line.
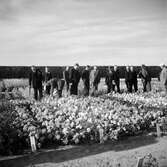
<box><xmin>110</xmin><ymin>92</ymin><xmax>167</xmax><ymax>109</ymax></box>
<box><xmin>11</xmin><ymin>92</ymin><xmax>166</xmax><ymax>147</ymax></box>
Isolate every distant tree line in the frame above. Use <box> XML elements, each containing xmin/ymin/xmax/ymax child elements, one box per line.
<box><xmin>0</xmin><ymin>66</ymin><xmax>161</xmax><ymax>79</ymax></box>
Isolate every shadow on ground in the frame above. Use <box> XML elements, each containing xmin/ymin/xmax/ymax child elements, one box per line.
<box><xmin>0</xmin><ymin>133</ymin><xmax>158</xmax><ymax>167</ymax></box>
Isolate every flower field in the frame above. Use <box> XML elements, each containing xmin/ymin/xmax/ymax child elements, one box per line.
<box><xmin>1</xmin><ymin>89</ymin><xmax>166</xmax><ymax>156</ymax></box>
<box><xmin>111</xmin><ymin>92</ymin><xmax>167</xmax><ymax>110</ymax></box>
<box><xmin>0</xmin><ymin>79</ymin><xmax>167</xmax><ymax>167</ymax></box>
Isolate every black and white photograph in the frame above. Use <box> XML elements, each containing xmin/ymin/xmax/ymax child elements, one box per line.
<box><xmin>0</xmin><ymin>0</ymin><xmax>167</xmax><ymax>166</ymax></box>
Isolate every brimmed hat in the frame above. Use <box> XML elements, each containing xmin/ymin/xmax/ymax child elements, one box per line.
<box><xmin>160</xmin><ymin>63</ymin><xmax>165</xmax><ymax>67</ymax></box>
<box><xmin>75</xmin><ymin>63</ymin><xmax>79</xmax><ymax>66</ymax></box>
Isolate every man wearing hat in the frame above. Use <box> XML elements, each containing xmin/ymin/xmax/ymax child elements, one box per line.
<box><xmin>69</xmin><ymin>63</ymin><xmax>81</xmax><ymax>95</ymax></box>
<box><xmin>82</xmin><ymin>65</ymin><xmax>90</xmax><ymax>96</ymax></box>
<box><xmin>29</xmin><ymin>66</ymin><xmax>43</xmax><ymax>100</ymax></box>
<box><xmin>44</xmin><ymin>67</ymin><xmax>52</xmax><ymax>95</ymax></box>
<box><xmin>105</xmin><ymin>66</ymin><xmax>114</xmax><ymax>93</ymax></box>
<box><xmin>138</xmin><ymin>64</ymin><xmax>151</xmax><ymax>92</ymax></box>
<box><xmin>160</xmin><ymin>64</ymin><xmax>167</xmax><ymax>93</ymax></box>
<box><xmin>125</xmin><ymin>66</ymin><xmax>131</xmax><ymax>92</ymax></box>
<box><xmin>129</xmin><ymin>66</ymin><xmax>138</xmax><ymax>92</ymax></box>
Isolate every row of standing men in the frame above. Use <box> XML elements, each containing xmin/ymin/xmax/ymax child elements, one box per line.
<box><xmin>29</xmin><ymin>64</ymin><xmax>165</xmax><ymax>100</ymax></box>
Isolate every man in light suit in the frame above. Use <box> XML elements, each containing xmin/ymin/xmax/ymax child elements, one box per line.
<box><xmin>63</xmin><ymin>66</ymin><xmax>70</xmax><ymax>94</ymax></box>
<box><xmin>160</xmin><ymin>64</ymin><xmax>167</xmax><ymax>93</ymax></box>
<box><xmin>90</xmin><ymin>66</ymin><xmax>100</xmax><ymax>96</ymax></box>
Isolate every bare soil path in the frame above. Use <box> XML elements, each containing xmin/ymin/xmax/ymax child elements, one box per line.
<box><xmin>0</xmin><ymin>134</ymin><xmax>167</xmax><ymax>167</ymax></box>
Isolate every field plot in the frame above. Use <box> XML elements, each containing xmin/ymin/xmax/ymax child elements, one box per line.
<box><xmin>0</xmin><ymin>78</ymin><xmax>167</xmax><ymax>167</ymax></box>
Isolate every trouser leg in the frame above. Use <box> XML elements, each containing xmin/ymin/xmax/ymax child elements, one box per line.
<box><xmin>116</xmin><ymin>82</ymin><xmax>120</xmax><ymax>93</ymax></box>
<box><xmin>107</xmin><ymin>85</ymin><xmax>111</xmax><ymax>93</ymax></box>
<box><xmin>66</xmin><ymin>82</ymin><xmax>69</xmax><ymax>92</ymax></box>
<box><xmin>147</xmin><ymin>82</ymin><xmax>151</xmax><ymax>92</ymax></box>
<box><xmin>143</xmin><ymin>81</ymin><xmax>147</xmax><ymax>92</ymax></box>
<box><xmin>90</xmin><ymin>84</ymin><xmax>94</xmax><ymax>96</ymax></box>
<box><xmin>93</xmin><ymin>84</ymin><xmax>98</xmax><ymax>95</ymax></box>
<box><xmin>34</xmin><ymin>88</ymin><xmax>38</xmax><ymax>100</ymax></box>
<box><xmin>58</xmin><ymin>90</ymin><xmax>62</xmax><ymax>97</ymax></box>
<box><xmin>70</xmin><ymin>84</ymin><xmax>74</xmax><ymax>95</ymax></box>
<box><xmin>129</xmin><ymin>82</ymin><xmax>132</xmax><ymax>93</ymax></box>
<box><xmin>134</xmin><ymin>81</ymin><xmax>138</xmax><ymax>92</ymax></box>
<box><xmin>65</xmin><ymin>82</ymin><xmax>69</xmax><ymax>96</ymax></box>
<box><xmin>125</xmin><ymin>81</ymin><xmax>129</xmax><ymax>92</ymax></box>
<box><xmin>74</xmin><ymin>84</ymin><xmax>78</xmax><ymax>95</ymax></box>
<box><xmin>50</xmin><ymin>86</ymin><xmax>54</xmax><ymax>95</ymax></box>
<box><xmin>112</xmin><ymin>84</ymin><xmax>115</xmax><ymax>92</ymax></box>
<box><xmin>87</xmin><ymin>83</ymin><xmax>90</xmax><ymax>95</ymax></box>
<box><xmin>70</xmin><ymin>83</ymin><xmax>78</xmax><ymax>95</ymax></box>
<box><xmin>38</xmin><ymin>87</ymin><xmax>43</xmax><ymax>100</ymax></box>
<box><xmin>85</xmin><ymin>82</ymin><xmax>89</xmax><ymax>96</ymax></box>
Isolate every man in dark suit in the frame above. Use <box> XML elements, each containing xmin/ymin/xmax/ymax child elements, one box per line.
<box><xmin>125</xmin><ymin>66</ymin><xmax>131</xmax><ymax>92</ymax></box>
<box><xmin>82</xmin><ymin>65</ymin><xmax>90</xmax><ymax>96</ymax></box>
<box><xmin>29</xmin><ymin>66</ymin><xmax>43</xmax><ymax>100</ymax></box>
<box><xmin>105</xmin><ymin>66</ymin><xmax>114</xmax><ymax>93</ymax></box>
<box><xmin>44</xmin><ymin>67</ymin><xmax>52</xmax><ymax>95</ymax></box>
<box><xmin>129</xmin><ymin>66</ymin><xmax>138</xmax><ymax>92</ymax></box>
<box><xmin>69</xmin><ymin>63</ymin><xmax>81</xmax><ymax>95</ymax></box>
<box><xmin>113</xmin><ymin>65</ymin><xmax>120</xmax><ymax>93</ymax></box>
<box><xmin>138</xmin><ymin>64</ymin><xmax>151</xmax><ymax>92</ymax></box>
<box><xmin>63</xmin><ymin>66</ymin><xmax>70</xmax><ymax>94</ymax></box>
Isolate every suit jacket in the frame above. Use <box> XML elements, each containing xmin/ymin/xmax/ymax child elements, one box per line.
<box><xmin>125</xmin><ymin>70</ymin><xmax>131</xmax><ymax>82</ymax></box>
<box><xmin>70</xmin><ymin>68</ymin><xmax>81</xmax><ymax>84</ymax></box>
<box><xmin>160</xmin><ymin>68</ymin><xmax>167</xmax><ymax>86</ymax></box>
<box><xmin>82</xmin><ymin>70</ymin><xmax>90</xmax><ymax>84</ymax></box>
<box><xmin>129</xmin><ymin>70</ymin><xmax>137</xmax><ymax>82</ymax></box>
<box><xmin>113</xmin><ymin>70</ymin><xmax>120</xmax><ymax>83</ymax></box>
<box><xmin>105</xmin><ymin>71</ymin><xmax>114</xmax><ymax>86</ymax></box>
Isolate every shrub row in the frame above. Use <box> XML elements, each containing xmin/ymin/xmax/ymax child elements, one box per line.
<box><xmin>0</xmin><ymin>66</ymin><xmax>161</xmax><ymax>79</ymax></box>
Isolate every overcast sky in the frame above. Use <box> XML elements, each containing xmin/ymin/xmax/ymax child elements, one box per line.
<box><xmin>0</xmin><ymin>0</ymin><xmax>166</xmax><ymax>66</ymax></box>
